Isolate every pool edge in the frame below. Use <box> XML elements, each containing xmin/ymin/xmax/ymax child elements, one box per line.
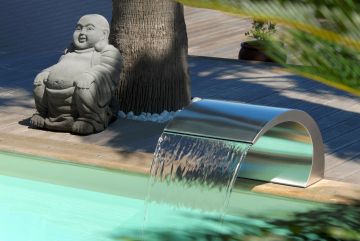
<box><xmin>1</xmin><ymin>132</ymin><xmax>359</xmax><ymax>205</ymax></box>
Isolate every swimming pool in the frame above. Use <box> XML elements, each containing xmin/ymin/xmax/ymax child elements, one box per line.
<box><xmin>0</xmin><ymin>151</ymin><xmax>357</xmax><ymax>241</ymax></box>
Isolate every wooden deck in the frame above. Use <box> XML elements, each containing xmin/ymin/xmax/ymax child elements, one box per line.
<box><xmin>1</xmin><ymin>56</ymin><xmax>360</xmax><ymax>184</ymax></box>
<box><xmin>186</xmin><ymin>7</ymin><xmax>252</xmax><ymax>59</ymax></box>
<box><xmin>1</xmin><ymin>2</ymin><xmax>359</xmax><ymax>188</ymax></box>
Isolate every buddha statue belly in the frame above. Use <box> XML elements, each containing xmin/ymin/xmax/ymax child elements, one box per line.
<box><xmin>47</xmin><ymin>50</ymin><xmax>93</xmax><ymax>89</ymax></box>
<box><xmin>45</xmin><ymin>50</ymin><xmax>93</xmax><ymax>120</ymax></box>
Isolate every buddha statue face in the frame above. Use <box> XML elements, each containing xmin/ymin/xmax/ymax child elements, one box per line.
<box><xmin>73</xmin><ymin>14</ymin><xmax>110</xmax><ymax>50</ymax></box>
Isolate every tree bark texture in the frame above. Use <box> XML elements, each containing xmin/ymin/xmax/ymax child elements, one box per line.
<box><xmin>110</xmin><ymin>0</ymin><xmax>191</xmax><ymax>114</ymax></box>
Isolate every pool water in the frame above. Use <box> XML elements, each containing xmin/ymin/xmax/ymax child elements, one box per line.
<box><xmin>1</xmin><ymin>151</ymin><xmax>348</xmax><ymax>241</ymax></box>
<box><xmin>0</xmin><ymin>174</ymin><xmax>144</xmax><ymax>241</ymax></box>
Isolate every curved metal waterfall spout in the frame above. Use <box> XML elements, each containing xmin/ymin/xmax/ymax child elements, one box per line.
<box><xmin>164</xmin><ymin>99</ymin><xmax>324</xmax><ymax>187</ymax></box>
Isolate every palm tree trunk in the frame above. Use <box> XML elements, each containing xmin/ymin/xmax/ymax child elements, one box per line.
<box><xmin>110</xmin><ymin>0</ymin><xmax>191</xmax><ymax>114</ymax></box>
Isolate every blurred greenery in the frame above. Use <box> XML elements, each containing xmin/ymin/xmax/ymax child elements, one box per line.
<box><xmin>113</xmin><ymin>200</ymin><xmax>360</xmax><ymax>241</ymax></box>
<box><xmin>245</xmin><ymin>20</ymin><xmax>277</xmax><ymax>41</ymax></box>
<box><xmin>177</xmin><ymin>0</ymin><xmax>360</xmax><ymax>95</ymax></box>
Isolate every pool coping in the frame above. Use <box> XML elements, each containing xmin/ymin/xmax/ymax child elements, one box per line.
<box><xmin>1</xmin><ymin>132</ymin><xmax>359</xmax><ymax>205</ymax></box>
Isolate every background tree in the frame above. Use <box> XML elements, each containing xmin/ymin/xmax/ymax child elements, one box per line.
<box><xmin>178</xmin><ymin>0</ymin><xmax>360</xmax><ymax>96</ymax></box>
<box><xmin>110</xmin><ymin>0</ymin><xmax>191</xmax><ymax>114</ymax></box>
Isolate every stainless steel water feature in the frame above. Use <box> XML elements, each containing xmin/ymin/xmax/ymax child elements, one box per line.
<box><xmin>164</xmin><ymin>99</ymin><xmax>324</xmax><ymax>187</ymax></box>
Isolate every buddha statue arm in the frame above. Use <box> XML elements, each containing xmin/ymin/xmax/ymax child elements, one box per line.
<box><xmin>75</xmin><ymin>45</ymin><xmax>122</xmax><ymax>92</ymax></box>
<box><xmin>74</xmin><ymin>45</ymin><xmax>122</xmax><ymax>108</ymax></box>
<box><xmin>33</xmin><ymin>71</ymin><xmax>50</xmax><ymax>86</ymax></box>
<box><xmin>33</xmin><ymin>55</ymin><xmax>65</xmax><ymax>86</ymax></box>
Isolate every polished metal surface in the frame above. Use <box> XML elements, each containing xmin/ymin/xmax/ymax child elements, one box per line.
<box><xmin>164</xmin><ymin>99</ymin><xmax>324</xmax><ymax>187</ymax></box>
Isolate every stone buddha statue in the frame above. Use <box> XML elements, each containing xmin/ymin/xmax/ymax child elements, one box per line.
<box><xmin>31</xmin><ymin>14</ymin><xmax>122</xmax><ymax>135</ymax></box>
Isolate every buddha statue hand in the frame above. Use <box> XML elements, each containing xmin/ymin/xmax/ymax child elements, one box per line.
<box><xmin>33</xmin><ymin>71</ymin><xmax>49</xmax><ymax>86</ymax></box>
<box><xmin>74</xmin><ymin>73</ymin><xmax>94</xmax><ymax>89</ymax></box>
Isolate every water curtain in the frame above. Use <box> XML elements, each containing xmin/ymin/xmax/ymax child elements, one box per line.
<box><xmin>149</xmin><ymin>133</ymin><xmax>251</xmax><ymax>212</ymax></box>
<box><xmin>144</xmin><ymin>99</ymin><xmax>324</xmax><ymax>232</ymax></box>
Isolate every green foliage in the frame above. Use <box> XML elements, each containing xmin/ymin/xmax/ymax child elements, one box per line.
<box><xmin>245</xmin><ymin>20</ymin><xmax>277</xmax><ymax>41</ymax></box>
<box><xmin>267</xmin><ymin>28</ymin><xmax>360</xmax><ymax>90</ymax></box>
<box><xmin>177</xmin><ymin>0</ymin><xmax>360</xmax><ymax>94</ymax></box>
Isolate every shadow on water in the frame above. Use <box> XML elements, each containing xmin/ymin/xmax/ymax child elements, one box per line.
<box><xmin>111</xmin><ymin>199</ymin><xmax>360</xmax><ymax>241</ymax></box>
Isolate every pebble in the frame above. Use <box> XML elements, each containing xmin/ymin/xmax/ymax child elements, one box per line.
<box><xmin>117</xmin><ymin>97</ymin><xmax>201</xmax><ymax>123</ymax></box>
<box><xmin>117</xmin><ymin>109</ymin><xmax>178</xmax><ymax>123</ymax></box>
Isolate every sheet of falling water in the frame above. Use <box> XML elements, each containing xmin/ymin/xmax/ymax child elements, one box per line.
<box><xmin>143</xmin><ymin>133</ymin><xmax>251</xmax><ymax>236</ymax></box>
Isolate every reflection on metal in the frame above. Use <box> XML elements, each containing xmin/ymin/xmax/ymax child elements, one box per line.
<box><xmin>164</xmin><ymin>99</ymin><xmax>324</xmax><ymax>187</ymax></box>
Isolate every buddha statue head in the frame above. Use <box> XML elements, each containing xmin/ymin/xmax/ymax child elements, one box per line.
<box><xmin>72</xmin><ymin>14</ymin><xmax>110</xmax><ymax>51</ymax></box>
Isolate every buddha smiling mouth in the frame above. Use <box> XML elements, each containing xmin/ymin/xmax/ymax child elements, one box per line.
<box><xmin>78</xmin><ymin>35</ymin><xmax>87</xmax><ymax>42</ymax></box>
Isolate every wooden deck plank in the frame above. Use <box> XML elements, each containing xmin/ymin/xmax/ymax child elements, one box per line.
<box><xmin>185</xmin><ymin>7</ymin><xmax>251</xmax><ymax>59</ymax></box>
<box><xmin>250</xmin><ymin>83</ymin><xmax>325</xmax><ymax>109</ymax></box>
<box><xmin>317</xmin><ymin>108</ymin><xmax>360</xmax><ymax>130</ymax></box>
<box><xmin>343</xmin><ymin>170</ymin><xmax>360</xmax><ymax>183</ymax></box>
<box><xmin>187</xmin><ymin>20</ymin><xmax>245</xmax><ymax>37</ymax></box>
<box><xmin>322</xmin><ymin>116</ymin><xmax>360</xmax><ymax>142</ymax></box>
<box><xmin>325</xmin><ymin>128</ymin><xmax>360</xmax><ymax>154</ymax></box>
<box><xmin>252</xmin><ymin>83</ymin><xmax>327</xmax><ymax>109</ymax></box>
<box><xmin>324</xmin><ymin>137</ymin><xmax>360</xmax><ymax>172</ymax></box>
<box><xmin>0</xmin><ymin>115</ymin><xmax>26</xmax><ymax>130</ymax></box>
<box><xmin>326</xmin><ymin>156</ymin><xmax>360</xmax><ymax>182</ymax></box>
<box><xmin>324</xmin><ymin>155</ymin><xmax>345</xmax><ymax>173</ymax></box>
<box><xmin>325</xmin><ymin>142</ymin><xmax>360</xmax><ymax>171</ymax></box>
<box><xmin>0</xmin><ymin>112</ymin><xmax>23</xmax><ymax>123</ymax></box>
<box><xmin>304</xmin><ymin>94</ymin><xmax>359</xmax><ymax>116</ymax></box>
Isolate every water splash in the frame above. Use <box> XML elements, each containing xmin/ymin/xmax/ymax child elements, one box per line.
<box><xmin>144</xmin><ymin>132</ymin><xmax>251</xmax><ymax>229</ymax></box>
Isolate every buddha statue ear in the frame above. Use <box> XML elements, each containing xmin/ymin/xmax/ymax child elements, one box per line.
<box><xmin>94</xmin><ymin>30</ymin><xmax>110</xmax><ymax>52</ymax></box>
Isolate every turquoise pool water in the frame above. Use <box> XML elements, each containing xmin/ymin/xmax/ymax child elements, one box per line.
<box><xmin>0</xmin><ymin>174</ymin><xmax>144</xmax><ymax>241</ymax></box>
<box><xmin>1</xmin><ymin>151</ymin><xmax>356</xmax><ymax>241</ymax></box>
